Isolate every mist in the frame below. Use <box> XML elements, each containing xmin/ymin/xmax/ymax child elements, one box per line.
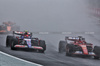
<box><xmin>0</xmin><ymin>0</ymin><xmax>100</xmax><ymax>53</ymax></box>
<box><xmin>0</xmin><ymin>0</ymin><xmax>94</xmax><ymax>32</ymax></box>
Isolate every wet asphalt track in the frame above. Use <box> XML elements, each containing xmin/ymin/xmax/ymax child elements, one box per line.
<box><xmin>0</xmin><ymin>33</ymin><xmax>100</xmax><ymax>66</ymax></box>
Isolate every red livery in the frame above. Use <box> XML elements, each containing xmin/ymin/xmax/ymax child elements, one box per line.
<box><xmin>59</xmin><ymin>36</ymin><xmax>100</xmax><ymax>59</ymax></box>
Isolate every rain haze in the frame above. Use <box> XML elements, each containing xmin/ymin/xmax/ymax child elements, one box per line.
<box><xmin>0</xmin><ymin>0</ymin><xmax>96</xmax><ymax>32</ymax></box>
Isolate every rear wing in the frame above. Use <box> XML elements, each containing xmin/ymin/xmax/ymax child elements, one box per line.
<box><xmin>65</xmin><ymin>36</ymin><xmax>85</xmax><ymax>41</ymax></box>
<box><xmin>13</xmin><ymin>31</ymin><xmax>32</xmax><ymax>36</ymax></box>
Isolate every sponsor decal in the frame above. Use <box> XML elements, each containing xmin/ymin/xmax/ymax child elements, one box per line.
<box><xmin>15</xmin><ymin>45</ymin><xmax>27</xmax><ymax>48</ymax></box>
<box><xmin>32</xmin><ymin>46</ymin><xmax>43</xmax><ymax>49</ymax></box>
<box><xmin>24</xmin><ymin>39</ymin><xmax>31</xmax><ymax>48</ymax></box>
<box><xmin>80</xmin><ymin>45</ymin><xmax>88</xmax><ymax>55</ymax></box>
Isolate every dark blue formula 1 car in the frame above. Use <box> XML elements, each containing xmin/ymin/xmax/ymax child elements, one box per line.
<box><xmin>6</xmin><ymin>31</ymin><xmax>46</xmax><ymax>53</ymax></box>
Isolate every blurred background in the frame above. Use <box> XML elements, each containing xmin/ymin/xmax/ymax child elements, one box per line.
<box><xmin>0</xmin><ymin>0</ymin><xmax>100</xmax><ymax>46</ymax></box>
<box><xmin>0</xmin><ymin>0</ymin><xmax>95</xmax><ymax>32</ymax></box>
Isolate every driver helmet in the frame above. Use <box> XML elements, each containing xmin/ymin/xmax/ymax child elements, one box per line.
<box><xmin>24</xmin><ymin>30</ymin><xmax>28</xmax><ymax>34</ymax></box>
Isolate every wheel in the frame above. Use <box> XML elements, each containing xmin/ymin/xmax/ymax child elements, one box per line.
<box><xmin>39</xmin><ymin>40</ymin><xmax>46</xmax><ymax>53</ymax></box>
<box><xmin>93</xmin><ymin>46</ymin><xmax>100</xmax><ymax>55</ymax></box>
<box><xmin>6</xmin><ymin>36</ymin><xmax>13</xmax><ymax>47</ymax></box>
<box><xmin>66</xmin><ymin>46</ymin><xmax>72</xmax><ymax>56</ymax></box>
<box><xmin>11</xmin><ymin>38</ymin><xmax>18</xmax><ymax>50</ymax></box>
<box><xmin>11</xmin><ymin>41</ymin><xmax>16</xmax><ymax>50</ymax></box>
<box><xmin>66</xmin><ymin>44</ymin><xmax>75</xmax><ymax>56</ymax></box>
<box><xmin>93</xmin><ymin>46</ymin><xmax>100</xmax><ymax>59</ymax></box>
<box><xmin>59</xmin><ymin>41</ymin><xmax>67</xmax><ymax>53</ymax></box>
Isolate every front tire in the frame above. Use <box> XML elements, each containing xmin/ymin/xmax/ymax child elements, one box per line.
<box><xmin>39</xmin><ymin>40</ymin><xmax>46</xmax><ymax>53</ymax></box>
<box><xmin>93</xmin><ymin>46</ymin><xmax>100</xmax><ymax>59</ymax></box>
<box><xmin>66</xmin><ymin>46</ymin><xmax>72</xmax><ymax>56</ymax></box>
<box><xmin>66</xmin><ymin>44</ymin><xmax>75</xmax><ymax>56</ymax></box>
<box><xmin>11</xmin><ymin>41</ymin><xmax>16</xmax><ymax>50</ymax></box>
<box><xmin>59</xmin><ymin>41</ymin><xmax>67</xmax><ymax>53</ymax></box>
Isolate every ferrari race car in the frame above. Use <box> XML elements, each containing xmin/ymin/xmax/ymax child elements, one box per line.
<box><xmin>6</xmin><ymin>31</ymin><xmax>46</xmax><ymax>53</ymax></box>
<box><xmin>0</xmin><ymin>22</ymin><xmax>20</xmax><ymax>34</ymax></box>
<box><xmin>59</xmin><ymin>36</ymin><xmax>100</xmax><ymax>59</ymax></box>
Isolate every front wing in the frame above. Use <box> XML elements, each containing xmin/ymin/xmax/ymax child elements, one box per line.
<box><xmin>14</xmin><ymin>44</ymin><xmax>43</xmax><ymax>50</ymax></box>
<box><xmin>73</xmin><ymin>51</ymin><xmax>96</xmax><ymax>56</ymax></box>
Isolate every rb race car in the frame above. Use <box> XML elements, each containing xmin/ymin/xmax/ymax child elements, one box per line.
<box><xmin>59</xmin><ymin>36</ymin><xmax>100</xmax><ymax>59</ymax></box>
<box><xmin>0</xmin><ymin>22</ymin><xmax>20</xmax><ymax>34</ymax></box>
<box><xmin>6</xmin><ymin>31</ymin><xmax>46</xmax><ymax>53</ymax></box>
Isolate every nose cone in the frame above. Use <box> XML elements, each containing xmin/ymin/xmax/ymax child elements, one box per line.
<box><xmin>80</xmin><ymin>45</ymin><xmax>88</xmax><ymax>55</ymax></box>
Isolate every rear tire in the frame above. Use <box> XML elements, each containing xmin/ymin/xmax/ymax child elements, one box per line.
<box><xmin>59</xmin><ymin>41</ymin><xmax>67</xmax><ymax>53</ymax></box>
<box><xmin>6</xmin><ymin>36</ymin><xmax>13</xmax><ymax>47</ymax></box>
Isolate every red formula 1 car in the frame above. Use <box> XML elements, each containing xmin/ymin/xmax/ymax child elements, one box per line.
<box><xmin>59</xmin><ymin>36</ymin><xmax>100</xmax><ymax>59</ymax></box>
<box><xmin>0</xmin><ymin>22</ymin><xmax>20</xmax><ymax>34</ymax></box>
<box><xmin>6</xmin><ymin>31</ymin><xmax>46</xmax><ymax>53</ymax></box>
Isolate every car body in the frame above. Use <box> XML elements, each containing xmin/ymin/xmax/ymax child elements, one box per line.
<box><xmin>6</xmin><ymin>31</ymin><xmax>46</xmax><ymax>53</ymax></box>
<box><xmin>59</xmin><ymin>36</ymin><xmax>99</xmax><ymax>59</ymax></box>
<box><xmin>0</xmin><ymin>22</ymin><xmax>20</xmax><ymax>34</ymax></box>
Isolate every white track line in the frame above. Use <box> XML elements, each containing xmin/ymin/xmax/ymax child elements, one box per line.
<box><xmin>0</xmin><ymin>51</ymin><xmax>43</xmax><ymax>66</ymax></box>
